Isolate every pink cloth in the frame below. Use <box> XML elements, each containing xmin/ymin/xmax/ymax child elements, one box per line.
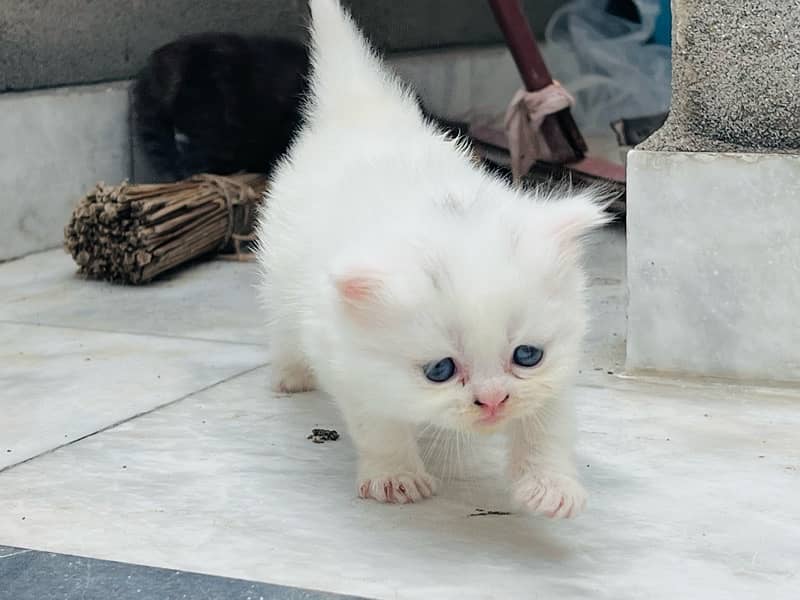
<box><xmin>503</xmin><ymin>82</ymin><xmax>576</xmax><ymax>181</ymax></box>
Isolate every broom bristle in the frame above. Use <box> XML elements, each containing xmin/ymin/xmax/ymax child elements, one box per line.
<box><xmin>64</xmin><ymin>173</ymin><xmax>267</xmax><ymax>284</ymax></box>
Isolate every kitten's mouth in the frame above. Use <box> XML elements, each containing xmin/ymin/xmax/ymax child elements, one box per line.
<box><xmin>478</xmin><ymin>413</ymin><xmax>503</xmax><ymax>425</ymax></box>
<box><xmin>472</xmin><ymin>412</ymin><xmax>509</xmax><ymax>430</ymax></box>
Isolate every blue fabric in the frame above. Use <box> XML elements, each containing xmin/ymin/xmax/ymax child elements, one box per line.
<box><xmin>653</xmin><ymin>0</ymin><xmax>672</xmax><ymax>45</ymax></box>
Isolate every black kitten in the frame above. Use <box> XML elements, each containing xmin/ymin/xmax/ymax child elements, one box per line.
<box><xmin>132</xmin><ymin>33</ymin><xmax>309</xmax><ymax>179</ymax></box>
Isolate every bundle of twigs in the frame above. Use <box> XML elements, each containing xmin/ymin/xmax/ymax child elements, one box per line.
<box><xmin>65</xmin><ymin>173</ymin><xmax>267</xmax><ymax>284</ymax></box>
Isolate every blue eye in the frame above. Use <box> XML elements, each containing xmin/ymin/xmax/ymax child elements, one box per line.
<box><xmin>423</xmin><ymin>357</ymin><xmax>456</xmax><ymax>383</ymax></box>
<box><xmin>512</xmin><ymin>345</ymin><xmax>544</xmax><ymax>367</ymax></box>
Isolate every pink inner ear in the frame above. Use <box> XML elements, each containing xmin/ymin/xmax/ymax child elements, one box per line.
<box><xmin>337</xmin><ymin>275</ymin><xmax>379</xmax><ymax>303</ymax></box>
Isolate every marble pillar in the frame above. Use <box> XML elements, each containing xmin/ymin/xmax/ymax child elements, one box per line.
<box><xmin>626</xmin><ymin>0</ymin><xmax>800</xmax><ymax>383</ymax></box>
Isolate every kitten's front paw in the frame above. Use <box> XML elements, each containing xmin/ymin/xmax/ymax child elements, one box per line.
<box><xmin>512</xmin><ymin>472</ymin><xmax>587</xmax><ymax>519</ymax></box>
<box><xmin>358</xmin><ymin>471</ymin><xmax>437</xmax><ymax>504</ymax></box>
<box><xmin>271</xmin><ymin>364</ymin><xmax>316</xmax><ymax>394</ymax></box>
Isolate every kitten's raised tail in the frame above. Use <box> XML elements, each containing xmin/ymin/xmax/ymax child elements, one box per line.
<box><xmin>306</xmin><ymin>0</ymin><xmax>421</xmax><ymax>126</ymax></box>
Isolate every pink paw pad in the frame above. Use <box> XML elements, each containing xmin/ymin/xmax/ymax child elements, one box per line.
<box><xmin>357</xmin><ymin>473</ymin><xmax>436</xmax><ymax>504</ymax></box>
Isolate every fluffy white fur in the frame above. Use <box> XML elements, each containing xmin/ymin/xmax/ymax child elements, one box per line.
<box><xmin>256</xmin><ymin>0</ymin><xmax>610</xmax><ymax>517</ymax></box>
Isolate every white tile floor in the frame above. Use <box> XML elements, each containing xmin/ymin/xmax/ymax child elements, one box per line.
<box><xmin>1</xmin><ymin>226</ymin><xmax>798</xmax><ymax>600</ymax></box>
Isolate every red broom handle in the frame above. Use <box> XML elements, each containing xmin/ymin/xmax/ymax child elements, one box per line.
<box><xmin>488</xmin><ymin>0</ymin><xmax>588</xmax><ymax>160</ymax></box>
<box><xmin>487</xmin><ymin>0</ymin><xmax>553</xmax><ymax>91</ymax></box>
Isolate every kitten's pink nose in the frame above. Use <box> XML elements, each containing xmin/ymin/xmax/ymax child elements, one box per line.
<box><xmin>473</xmin><ymin>390</ymin><xmax>510</xmax><ymax>417</ymax></box>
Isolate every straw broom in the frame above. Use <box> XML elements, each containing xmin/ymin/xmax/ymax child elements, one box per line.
<box><xmin>64</xmin><ymin>173</ymin><xmax>267</xmax><ymax>284</ymax></box>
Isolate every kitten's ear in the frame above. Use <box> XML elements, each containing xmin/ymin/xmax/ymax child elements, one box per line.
<box><xmin>331</xmin><ymin>261</ymin><xmax>422</xmax><ymax>321</ymax></box>
<box><xmin>540</xmin><ymin>190</ymin><xmax>614</xmax><ymax>258</ymax></box>
<box><xmin>330</xmin><ymin>266</ymin><xmax>396</xmax><ymax>325</ymax></box>
<box><xmin>334</xmin><ymin>271</ymin><xmax>384</xmax><ymax>308</ymax></box>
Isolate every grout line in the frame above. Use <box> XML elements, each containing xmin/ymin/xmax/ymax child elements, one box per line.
<box><xmin>0</xmin><ymin>79</ymin><xmax>131</xmax><ymax>99</ymax></box>
<box><xmin>0</xmin><ymin>362</ymin><xmax>269</xmax><ymax>476</ymax></box>
<box><xmin>575</xmin><ymin>372</ymin><xmax>800</xmax><ymax>399</ymax></box>
<box><xmin>0</xmin><ymin>319</ymin><xmax>269</xmax><ymax>348</ymax></box>
<box><xmin>0</xmin><ymin>549</ymin><xmax>32</xmax><ymax>560</ymax></box>
<box><xmin>0</xmin><ymin>245</ymin><xmax>63</xmax><ymax>265</ymax></box>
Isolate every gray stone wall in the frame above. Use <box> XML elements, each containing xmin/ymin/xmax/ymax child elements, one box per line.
<box><xmin>0</xmin><ymin>0</ymin><xmax>563</xmax><ymax>92</ymax></box>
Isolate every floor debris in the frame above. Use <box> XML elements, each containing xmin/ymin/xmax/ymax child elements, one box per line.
<box><xmin>307</xmin><ymin>429</ymin><xmax>339</xmax><ymax>444</ymax></box>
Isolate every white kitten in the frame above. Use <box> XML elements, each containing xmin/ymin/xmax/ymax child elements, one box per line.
<box><xmin>256</xmin><ymin>0</ymin><xmax>610</xmax><ymax>518</ymax></box>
